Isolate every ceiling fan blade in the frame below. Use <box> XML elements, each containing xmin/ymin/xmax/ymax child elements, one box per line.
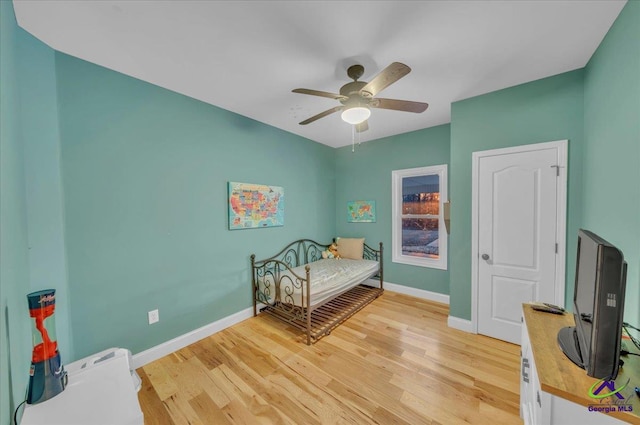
<box><xmin>299</xmin><ymin>106</ymin><xmax>343</xmax><ymax>125</ymax></box>
<box><xmin>372</xmin><ymin>98</ymin><xmax>429</xmax><ymax>113</ymax></box>
<box><xmin>355</xmin><ymin>120</ymin><xmax>368</xmax><ymax>133</ymax></box>
<box><xmin>292</xmin><ymin>88</ymin><xmax>348</xmax><ymax>101</ymax></box>
<box><xmin>360</xmin><ymin>62</ymin><xmax>411</xmax><ymax>97</ymax></box>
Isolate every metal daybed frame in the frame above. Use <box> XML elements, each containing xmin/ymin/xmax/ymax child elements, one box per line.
<box><xmin>251</xmin><ymin>239</ymin><xmax>383</xmax><ymax>344</ymax></box>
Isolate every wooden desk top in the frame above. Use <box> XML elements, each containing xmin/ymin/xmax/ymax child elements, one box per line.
<box><xmin>523</xmin><ymin>304</ymin><xmax>640</xmax><ymax>424</ymax></box>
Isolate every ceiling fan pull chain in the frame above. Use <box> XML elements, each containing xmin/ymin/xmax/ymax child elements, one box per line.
<box><xmin>352</xmin><ymin>125</ymin><xmax>356</xmax><ymax>153</ymax></box>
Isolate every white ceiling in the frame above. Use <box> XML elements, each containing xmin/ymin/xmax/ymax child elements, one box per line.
<box><xmin>13</xmin><ymin>0</ymin><xmax>626</xmax><ymax>148</ymax></box>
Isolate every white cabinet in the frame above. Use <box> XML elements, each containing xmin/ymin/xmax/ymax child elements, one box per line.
<box><xmin>520</xmin><ymin>310</ymin><xmax>627</xmax><ymax>425</ymax></box>
<box><xmin>520</xmin><ymin>314</ymin><xmax>551</xmax><ymax>425</ymax></box>
<box><xmin>21</xmin><ymin>348</ymin><xmax>143</xmax><ymax>425</ymax></box>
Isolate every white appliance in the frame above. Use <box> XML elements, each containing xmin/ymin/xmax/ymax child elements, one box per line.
<box><xmin>21</xmin><ymin>348</ymin><xmax>144</xmax><ymax>425</ymax></box>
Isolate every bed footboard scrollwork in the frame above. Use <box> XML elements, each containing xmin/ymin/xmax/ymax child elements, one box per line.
<box><xmin>251</xmin><ymin>258</ymin><xmax>309</xmax><ymax>319</ymax></box>
<box><xmin>251</xmin><ymin>239</ymin><xmax>326</xmax><ymax>316</ymax></box>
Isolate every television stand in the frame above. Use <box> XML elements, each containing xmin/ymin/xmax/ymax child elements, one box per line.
<box><xmin>521</xmin><ymin>304</ymin><xmax>639</xmax><ymax>425</ymax></box>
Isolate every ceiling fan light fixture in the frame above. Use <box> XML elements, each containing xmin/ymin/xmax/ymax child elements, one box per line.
<box><xmin>293</xmin><ymin>62</ymin><xmax>425</xmax><ymax>130</ymax></box>
<box><xmin>341</xmin><ymin>106</ymin><xmax>371</xmax><ymax>125</ymax></box>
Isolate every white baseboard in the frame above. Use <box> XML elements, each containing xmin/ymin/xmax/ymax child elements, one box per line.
<box><xmin>447</xmin><ymin>316</ymin><xmax>474</xmax><ymax>333</ymax></box>
<box><xmin>365</xmin><ymin>279</ymin><xmax>449</xmax><ymax>305</ymax></box>
<box><xmin>133</xmin><ymin>281</ymin><xmax>451</xmax><ymax>369</ymax></box>
<box><xmin>132</xmin><ymin>305</ymin><xmax>258</xmax><ymax>369</ymax></box>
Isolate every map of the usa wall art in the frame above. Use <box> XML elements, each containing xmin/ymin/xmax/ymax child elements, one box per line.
<box><xmin>228</xmin><ymin>182</ymin><xmax>284</xmax><ymax>230</ymax></box>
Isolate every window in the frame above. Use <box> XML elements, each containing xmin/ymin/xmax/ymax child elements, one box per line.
<box><xmin>392</xmin><ymin>165</ymin><xmax>448</xmax><ymax>269</ymax></box>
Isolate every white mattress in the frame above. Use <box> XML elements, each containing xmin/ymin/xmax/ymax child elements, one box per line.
<box><xmin>257</xmin><ymin>258</ymin><xmax>379</xmax><ymax>307</ymax></box>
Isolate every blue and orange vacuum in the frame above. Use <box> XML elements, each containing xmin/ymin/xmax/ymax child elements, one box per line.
<box><xmin>26</xmin><ymin>289</ymin><xmax>67</xmax><ymax>404</ymax></box>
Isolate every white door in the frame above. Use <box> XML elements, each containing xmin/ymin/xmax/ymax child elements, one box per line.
<box><xmin>473</xmin><ymin>141</ymin><xmax>567</xmax><ymax>344</ymax></box>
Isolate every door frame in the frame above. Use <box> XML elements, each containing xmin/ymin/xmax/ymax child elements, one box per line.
<box><xmin>471</xmin><ymin>140</ymin><xmax>568</xmax><ymax>334</ymax></box>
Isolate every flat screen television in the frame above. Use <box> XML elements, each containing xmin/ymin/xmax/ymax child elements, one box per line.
<box><xmin>558</xmin><ymin>229</ymin><xmax>627</xmax><ymax>379</ymax></box>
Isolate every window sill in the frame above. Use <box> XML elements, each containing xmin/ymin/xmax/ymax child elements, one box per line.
<box><xmin>392</xmin><ymin>254</ymin><xmax>447</xmax><ymax>270</ymax></box>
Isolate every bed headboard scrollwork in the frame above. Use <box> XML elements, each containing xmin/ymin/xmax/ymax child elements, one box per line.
<box><xmin>255</xmin><ymin>239</ymin><xmax>329</xmax><ymax>268</ymax></box>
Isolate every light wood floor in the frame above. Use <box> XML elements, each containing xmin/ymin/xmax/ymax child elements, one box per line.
<box><xmin>137</xmin><ymin>291</ymin><xmax>522</xmax><ymax>424</ymax></box>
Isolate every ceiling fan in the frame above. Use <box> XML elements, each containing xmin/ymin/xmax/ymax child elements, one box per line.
<box><xmin>292</xmin><ymin>62</ymin><xmax>428</xmax><ymax>132</ymax></box>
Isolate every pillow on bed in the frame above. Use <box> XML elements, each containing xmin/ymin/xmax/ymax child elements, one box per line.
<box><xmin>336</xmin><ymin>237</ymin><xmax>365</xmax><ymax>260</ymax></box>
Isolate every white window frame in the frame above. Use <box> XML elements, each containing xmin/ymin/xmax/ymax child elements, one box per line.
<box><xmin>391</xmin><ymin>164</ymin><xmax>448</xmax><ymax>270</ymax></box>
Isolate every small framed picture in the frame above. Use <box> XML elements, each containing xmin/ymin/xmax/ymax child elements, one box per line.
<box><xmin>347</xmin><ymin>200</ymin><xmax>376</xmax><ymax>223</ymax></box>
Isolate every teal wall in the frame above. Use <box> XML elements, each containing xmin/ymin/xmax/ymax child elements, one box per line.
<box><xmin>335</xmin><ymin>125</ymin><xmax>450</xmax><ymax>295</ymax></box>
<box><xmin>583</xmin><ymin>0</ymin><xmax>640</xmax><ymax>325</ymax></box>
<box><xmin>449</xmin><ymin>70</ymin><xmax>585</xmax><ymax>320</ymax></box>
<box><xmin>1</xmin><ymin>2</ymin><xmax>71</xmax><ymax>423</ymax></box>
<box><xmin>0</xmin><ymin>2</ymin><xmax>31</xmax><ymax>421</ymax></box>
<box><xmin>2</xmin><ymin>3</ymin><xmax>638</xmax><ymax>421</ymax></box>
<box><xmin>16</xmin><ymin>16</ymin><xmax>73</xmax><ymax>362</ymax></box>
<box><xmin>54</xmin><ymin>53</ymin><xmax>336</xmax><ymax>359</ymax></box>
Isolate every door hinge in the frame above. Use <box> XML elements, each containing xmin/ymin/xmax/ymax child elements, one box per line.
<box><xmin>555</xmin><ymin>243</ymin><xmax>558</xmax><ymax>253</ymax></box>
<box><xmin>551</xmin><ymin>165</ymin><xmax>561</xmax><ymax>176</ymax></box>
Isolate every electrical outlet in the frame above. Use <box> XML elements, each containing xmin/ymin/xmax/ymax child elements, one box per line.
<box><xmin>148</xmin><ymin>309</ymin><xmax>159</xmax><ymax>325</ymax></box>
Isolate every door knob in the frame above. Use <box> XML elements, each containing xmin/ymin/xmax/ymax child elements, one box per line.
<box><xmin>481</xmin><ymin>253</ymin><xmax>490</xmax><ymax>261</ymax></box>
